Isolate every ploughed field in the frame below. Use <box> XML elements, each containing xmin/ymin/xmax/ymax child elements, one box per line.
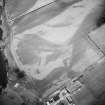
<box><xmin>11</xmin><ymin>0</ymin><xmax>102</xmax><ymax>82</ymax></box>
